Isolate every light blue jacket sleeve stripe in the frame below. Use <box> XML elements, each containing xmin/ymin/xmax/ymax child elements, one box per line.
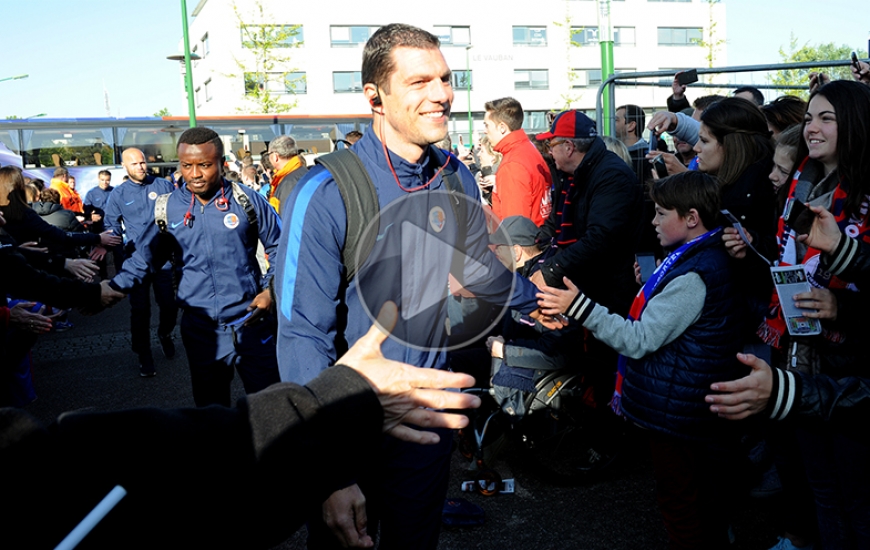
<box><xmin>279</xmin><ymin>171</ymin><xmax>329</xmax><ymax>322</ymax></box>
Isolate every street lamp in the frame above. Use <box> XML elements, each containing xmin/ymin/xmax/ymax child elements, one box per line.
<box><xmin>465</xmin><ymin>44</ymin><xmax>473</xmax><ymax>145</ymax></box>
<box><xmin>167</xmin><ymin>51</ymin><xmax>202</xmax><ymax>128</ymax></box>
<box><xmin>173</xmin><ymin>0</ymin><xmax>197</xmax><ymax>128</ymax></box>
<box><xmin>0</xmin><ymin>74</ymin><xmax>28</xmax><ymax>84</ymax></box>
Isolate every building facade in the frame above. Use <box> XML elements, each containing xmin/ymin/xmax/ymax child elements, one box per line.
<box><xmin>183</xmin><ymin>0</ymin><xmax>725</xmax><ymax>135</ymax></box>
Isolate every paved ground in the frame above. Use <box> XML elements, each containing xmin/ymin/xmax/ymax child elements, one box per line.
<box><xmin>25</xmin><ymin>300</ymin><xmax>782</xmax><ymax>549</ymax></box>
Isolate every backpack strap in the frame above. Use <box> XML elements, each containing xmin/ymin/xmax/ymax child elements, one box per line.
<box><xmin>433</xmin><ymin>148</ymin><xmax>468</xmax><ymax>286</ymax></box>
<box><xmin>315</xmin><ymin>149</ymin><xmax>380</xmax><ymax>282</ymax></box>
<box><xmin>154</xmin><ymin>193</ymin><xmax>171</xmax><ymax>232</ymax></box>
<box><xmin>230</xmin><ymin>181</ymin><xmax>258</xmax><ymax>232</ymax></box>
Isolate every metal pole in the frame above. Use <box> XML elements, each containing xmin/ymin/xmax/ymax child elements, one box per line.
<box><xmin>180</xmin><ymin>0</ymin><xmax>197</xmax><ymax>128</ymax></box>
<box><xmin>466</xmin><ymin>45</ymin><xmax>473</xmax><ymax>145</ymax></box>
<box><xmin>596</xmin><ymin>0</ymin><xmax>614</xmax><ymax>135</ymax></box>
<box><xmin>594</xmin><ymin>59</ymin><xmax>862</xmax><ymax>130</ymax></box>
<box><xmin>0</xmin><ymin>74</ymin><xmax>28</xmax><ymax>83</ymax></box>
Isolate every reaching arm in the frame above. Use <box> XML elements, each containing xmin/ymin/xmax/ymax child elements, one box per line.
<box><xmin>707</xmin><ymin>353</ymin><xmax>870</xmax><ymax>423</ymax></box>
<box><xmin>538</xmin><ymin>273</ymin><xmax>705</xmax><ymax>359</ymax></box>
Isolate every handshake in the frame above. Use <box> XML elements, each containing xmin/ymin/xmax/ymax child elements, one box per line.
<box><xmin>80</xmin><ymin>281</ymin><xmax>126</xmax><ymax>315</ymax></box>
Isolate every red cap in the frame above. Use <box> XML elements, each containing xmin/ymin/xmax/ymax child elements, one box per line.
<box><xmin>535</xmin><ymin>110</ymin><xmax>597</xmax><ymax>141</ymax></box>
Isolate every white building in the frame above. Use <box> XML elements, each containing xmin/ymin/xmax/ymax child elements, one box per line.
<box><xmin>183</xmin><ymin>0</ymin><xmax>725</xmax><ymax>135</ymax></box>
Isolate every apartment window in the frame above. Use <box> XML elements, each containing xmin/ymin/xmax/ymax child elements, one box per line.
<box><xmin>245</xmin><ymin>72</ymin><xmax>307</xmax><ymax>95</ymax></box>
<box><xmin>241</xmin><ymin>25</ymin><xmax>303</xmax><ymax>49</ymax></box>
<box><xmin>434</xmin><ymin>25</ymin><xmax>470</xmax><ymax>46</ymax></box>
<box><xmin>195</xmin><ymin>86</ymin><xmax>202</xmax><ymax>108</ymax></box>
<box><xmin>513</xmin><ymin>26</ymin><xmax>547</xmax><ymax>47</ymax></box>
<box><xmin>658</xmin><ymin>27</ymin><xmax>703</xmax><ymax>46</ymax></box>
<box><xmin>204</xmin><ymin>78</ymin><xmax>212</xmax><ymax>101</ymax></box>
<box><xmin>573</xmin><ymin>68</ymin><xmax>636</xmax><ymax>88</ymax></box>
<box><xmin>330</xmin><ymin>26</ymin><xmax>379</xmax><ymax>47</ymax></box>
<box><xmin>285</xmin><ymin>72</ymin><xmax>307</xmax><ymax>94</ymax></box>
<box><xmin>333</xmin><ymin>71</ymin><xmax>363</xmax><ymax>93</ymax></box>
<box><xmin>202</xmin><ymin>33</ymin><xmax>210</xmax><ymax>57</ymax></box>
<box><xmin>572</xmin><ymin>26</ymin><xmax>635</xmax><ymax>46</ymax></box>
<box><xmin>192</xmin><ymin>44</ymin><xmax>199</xmax><ymax>68</ymax></box>
<box><xmin>614</xmin><ymin>27</ymin><xmax>635</xmax><ymax>46</ymax></box>
<box><xmin>451</xmin><ymin>70</ymin><xmax>472</xmax><ymax>90</ymax></box>
<box><xmin>571</xmin><ymin>27</ymin><xmax>597</xmax><ymax>45</ymax></box>
<box><xmin>514</xmin><ymin>69</ymin><xmax>549</xmax><ymax>90</ymax></box>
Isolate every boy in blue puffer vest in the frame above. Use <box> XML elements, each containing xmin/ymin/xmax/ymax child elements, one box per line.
<box><xmin>538</xmin><ymin>171</ymin><xmax>749</xmax><ymax>549</ymax></box>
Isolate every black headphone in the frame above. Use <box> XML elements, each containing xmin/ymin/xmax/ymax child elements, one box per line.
<box><xmin>371</xmin><ymin>85</ymin><xmax>382</xmax><ymax>107</ymax></box>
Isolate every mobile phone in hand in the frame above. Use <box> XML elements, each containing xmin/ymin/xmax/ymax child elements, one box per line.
<box><xmin>852</xmin><ymin>51</ymin><xmax>861</xmax><ymax>70</ymax></box>
<box><xmin>653</xmin><ymin>155</ymin><xmax>669</xmax><ymax>179</ymax></box>
<box><xmin>636</xmin><ymin>253</ymin><xmax>657</xmax><ymax>284</ymax></box>
<box><xmin>784</xmin><ymin>199</ymin><xmax>815</xmax><ymax>235</ymax></box>
<box><xmin>677</xmin><ymin>69</ymin><xmax>698</xmax><ymax>86</ymax></box>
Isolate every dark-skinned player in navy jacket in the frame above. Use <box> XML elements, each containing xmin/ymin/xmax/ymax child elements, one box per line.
<box><xmin>109</xmin><ymin>128</ymin><xmax>282</xmax><ymax>407</ymax></box>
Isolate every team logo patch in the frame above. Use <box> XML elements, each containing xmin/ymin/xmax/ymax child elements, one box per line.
<box><xmin>148</xmin><ymin>191</ymin><xmax>158</xmax><ymax>200</ymax></box>
<box><xmin>224</xmin><ymin>213</ymin><xmax>240</xmax><ymax>229</ymax></box>
<box><xmin>429</xmin><ymin>206</ymin><xmax>446</xmax><ymax>233</ymax></box>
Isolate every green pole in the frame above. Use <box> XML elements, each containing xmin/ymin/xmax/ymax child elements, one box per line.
<box><xmin>466</xmin><ymin>45</ymin><xmax>473</xmax><ymax>145</ymax></box>
<box><xmin>0</xmin><ymin>74</ymin><xmax>28</xmax><ymax>83</ymax></box>
<box><xmin>180</xmin><ymin>0</ymin><xmax>197</xmax><ymax>128</ymax></box>
<box><xmin>597</xmin><ymin>0</ymin><xmax>614</xmax><ymax>136</ymax></box>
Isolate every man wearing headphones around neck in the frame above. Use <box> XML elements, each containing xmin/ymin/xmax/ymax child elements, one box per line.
<box><xmin>108</xmin><ymin>128</ymin><xmax>283</xmax><ymax>407</ymax></box>
<box><xmin>274</xmin><ymin>23</ymin><xmax>550</xmax><ymax>550</ymax></box>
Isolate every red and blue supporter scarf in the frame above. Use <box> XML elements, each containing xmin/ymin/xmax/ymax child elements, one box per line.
<box><xmin>758</xmin><ymin>157</ymin><xmax>866</xmax><ymax>349</ymax></box>
<box><xmin>611</xmin><ymin>227</ymin><xmax>722</xmax><ymax>416</ymax></box>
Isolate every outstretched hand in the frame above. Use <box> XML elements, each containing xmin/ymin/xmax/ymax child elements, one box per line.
<box><xmin>337</xmin><ymin>302</ymin><xmax>480</xmax><ymax>444</ymax></box>
<box><xmin>797</xmin><ymin>204</ymin><xmax>841</xmax><ymax>254</ymax></box>
<box><xmin>9</xmin><ymin>302</ymin><xmax>54</xmax><ymax>334</ymax></box>
<box><xmin>705</xmin><ymin>353</ymin><xmax>773</xmax><ymax>420</ymax></box>
<box><xmin>647</xmin><ymin>111</ymin><xmax>678</xmax><ymax>138</ymax></box>
<box><xmin>99</xmin><ymin>230</ymin><xmax>122</xmax><ymax>247</ymax></box>
<box><xmin>65</xmin><ymin>258</ymin><xmax>99</xmax><ymax>282</ymax></box>
<box><xmin>536</xmin><ymin>276</ymin><xmax>580</xmax><ymax>316</ymax></box>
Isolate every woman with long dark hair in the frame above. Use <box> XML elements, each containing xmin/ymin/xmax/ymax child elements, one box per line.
<box><xmin>761</xmin><ymin>79</ymin><xmax>870</xmax><ymax>550</ymax></box>
<box><xmin>695</xmin><ymin>97</ymin><xmax>777</xmax><ymax>238</ymax></box>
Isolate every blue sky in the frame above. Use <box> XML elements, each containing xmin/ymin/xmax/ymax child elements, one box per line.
<box><xmin>0</xmin><ymin>0</ymin><xmax>866</xmax><ymax>118</ymax></box>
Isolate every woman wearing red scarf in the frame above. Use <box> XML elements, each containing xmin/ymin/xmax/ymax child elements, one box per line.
<box><xmin>760</xmin><ymin>80</ymin><xmax>870</xmax><ymax>550</ymax></box>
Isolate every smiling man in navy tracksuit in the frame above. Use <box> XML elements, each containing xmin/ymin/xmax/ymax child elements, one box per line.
<box><xmin>110</xmin><ymin>128</ymin><xmax>282</xmax><ymax>407</ymax></box>
<box><xmin>275</xmin><ymin>24</ymin><xmax>545</xmax><ymax>550</ymax></box>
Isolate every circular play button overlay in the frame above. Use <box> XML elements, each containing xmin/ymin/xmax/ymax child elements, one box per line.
<box><xmin>354</xmin><ymin>189</ymin><xmax>520</xmax><ymax>352</ymax></box>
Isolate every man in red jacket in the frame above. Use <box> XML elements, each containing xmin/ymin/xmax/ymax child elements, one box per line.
<box><xmin>483</xmin><ymin>97</ymin><xmax>552</xmax><ymax>225</ymax></box>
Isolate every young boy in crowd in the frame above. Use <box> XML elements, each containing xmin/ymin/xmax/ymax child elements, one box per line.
<box><xmin>538</xmin><ymin>171</ymin><xmax>749</xmax><ymax>548</ymax></box>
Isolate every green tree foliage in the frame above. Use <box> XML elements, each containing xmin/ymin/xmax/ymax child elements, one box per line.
<box><xmin>770</xmin><ymin>37</ymin><xmax>860</xmax><ymax>99</ymax></box>
<box><xmin>153</xmin><ymin>107</ymin><xmax>172</xmax><ymax>117</ymax></box>
<box><xmin>696</xmin><ymin>0</ymin><xmax>725</xmax><ymax>82</ymax></box>
<box><xmin>554</xmin><ymin>11</ymin><xmax>584</xmax><ymax>111</ymax></box>
<box><xmin>227</xmin><ymin>1</ymin><xmax>303</xmax><ymax>114</ymax></box>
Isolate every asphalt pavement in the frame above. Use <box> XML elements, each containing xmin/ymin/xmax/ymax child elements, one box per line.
<box><xmin>25</xmin><ymin>299</ymin><xmax>781</xmax><ymax>550</ymax></box>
